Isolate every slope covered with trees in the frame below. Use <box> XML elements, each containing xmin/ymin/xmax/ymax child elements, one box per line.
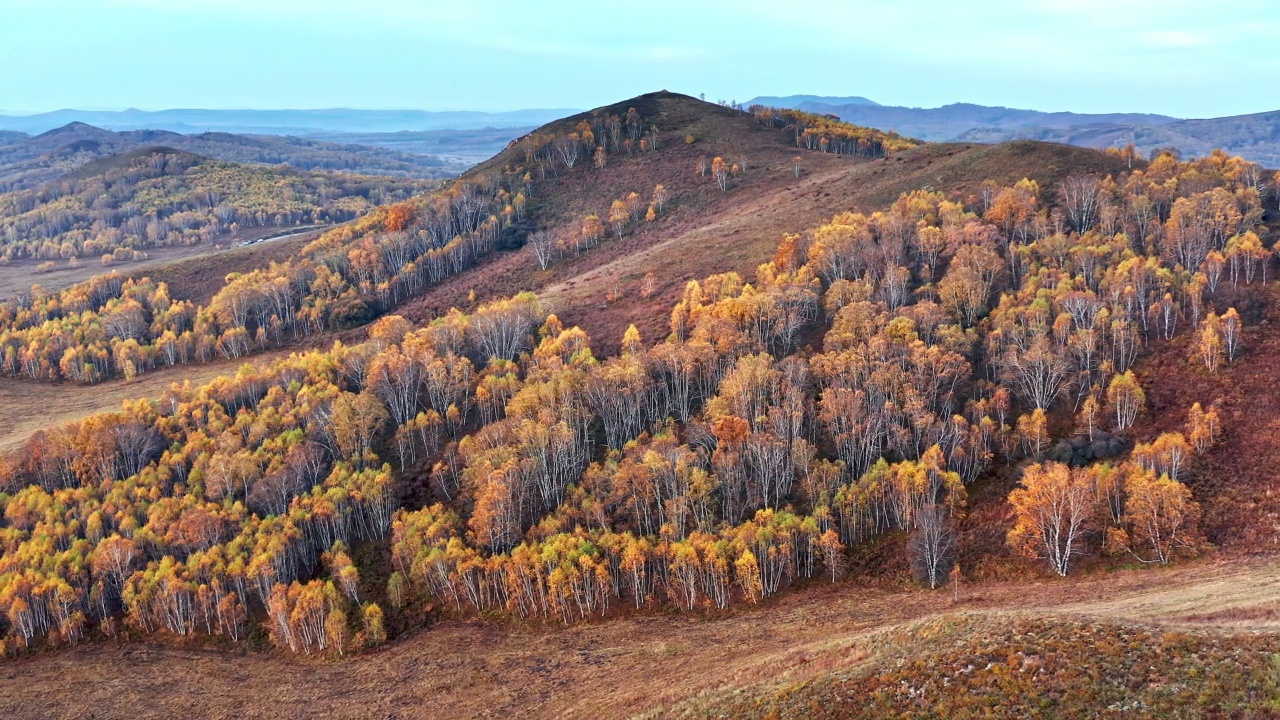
<box><xmin>0</xmin><ymin>114</ymin><xmax>1274</xmax><ymax>660</ymax></box>
<box><xmin>0</xmin><ymin>146</ymin><xmax>430</xmax><ymax>262</ymax></box>
<box><xmin>0</xmin><ymin>92</ymin><xmax>913</xmax><ymax>385</ymax></box>
<box><xmin>4</xmin><ymin>93</ymin><xmax>1280</xmax><ymax>720</ymax></box>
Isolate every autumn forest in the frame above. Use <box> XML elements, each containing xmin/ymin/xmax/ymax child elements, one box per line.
<box><xmin>2</xmin><ymin>90</ymin><xmax>1280</xmax><ymax>718</ymax></box>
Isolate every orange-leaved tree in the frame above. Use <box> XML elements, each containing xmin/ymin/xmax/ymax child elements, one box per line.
<box><xmin>1007</xmin><ymin>461</ymin><xmax>1095</xmax><ymax>576</ymax></box>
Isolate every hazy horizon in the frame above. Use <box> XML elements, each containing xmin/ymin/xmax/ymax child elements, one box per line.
<box><xmin>0</xmin><ymin>95</ymin><xmax>1225</xmax><ymax>118</ymax></box>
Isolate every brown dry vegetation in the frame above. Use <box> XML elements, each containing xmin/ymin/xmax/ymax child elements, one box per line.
<box><xmin>4</xmin><ymin>556</ymin><xmax>1280</xmax><ymax>719</ymax></box>
<box><xmin>0</xmin><ymin>228</ymin><xmax>317</xmax><ymax>300</ymax></box>
<box><xmin>1129</xmin><ymin>273</ymin><xmax>1280</xmax><ymax>552</ymax></box>
<box><xmin>123</xmin><ymin>230</ymin><xmax>319</xmax><ymax>306</ymax></box>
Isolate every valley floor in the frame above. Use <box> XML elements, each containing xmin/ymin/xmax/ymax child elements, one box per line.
<box><xmin>4</xmin><ymin>554</ymin><xmax>1280</xmax><ymax>719</ymax></box>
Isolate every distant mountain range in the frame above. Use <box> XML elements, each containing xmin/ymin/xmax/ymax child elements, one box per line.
<box><xmin>10</xmin><ymin>98</ymin><xmax>1279</xmax><ymax>176</ymax></box>
<box><xmin>748</xmin><ymin>95</ymin><xmax>1179</xmax><ymax>140</ymax></box>
<box><xmin>749</xmin><ymin>95</ymin><xmax>1280</xmax><ymax>168</ymax></box>
<box><xmin>748</xmin><ymin>95</ymin><xmax>880</xmax><ymax>108</ymax></box>
<box><xmin>0</xmin><ymin>108</ymin><xmax>579</xmax><ymax>135</ymax></box>
<box><xmin>0</xmin><ymin>122</ymin><xmax>461</xmax><ymax>191</ymax></box>
<box><xmin>952</xmin><ymin>110</ymin><xmax>1280</xmax><ymax>168</ymax></box>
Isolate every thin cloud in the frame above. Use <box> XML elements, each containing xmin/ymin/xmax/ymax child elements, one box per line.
<box><xmin>1138</xmin><ymin>30</ymin><xmax>1213</xmax><ymax>49</ymax></box>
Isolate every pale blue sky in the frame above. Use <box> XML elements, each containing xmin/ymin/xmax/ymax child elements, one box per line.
<box><xmin>2</xmin><ymin>0</ymin><xmax>1277</xmax><ymax>117</ymax></box>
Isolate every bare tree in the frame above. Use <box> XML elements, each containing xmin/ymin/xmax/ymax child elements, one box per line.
<box><xmin>111</xmin><ymin>421</ymin><xmax>162</xmax><ymax>479</ymax></box>
<box><xmin>712</xmin><ymin>157</ymin><xmax>730</xmax><ymax>191</ymax></box>
<box><xmin>554</xmin><ymin>134</ymin><xmax>582</xmax><ymax>169</ymax></box>
<box><xmin>1002</xmin><ymin>336</ymin><xmax>1069</xmax><ymax>410</ymax></box>
<box><xmin>527</xmin><ymin>230</ymin><xmax>557</xmax><ymax>270</ymax></box>
<box><xmin>908</xmin><ymin>504</ymin><xmax>956</xmax><ymax>589</ymax></box>
<box><xmin>1060</xmin><ymin>175</ymin><xmax>1104</xmax><ymax>233</ymax></box>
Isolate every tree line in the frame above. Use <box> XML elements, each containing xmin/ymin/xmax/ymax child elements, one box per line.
<box><xmin>750</xmin><ymin>106</ymin><xmax>919</xmax><ymax>158</ymax></box>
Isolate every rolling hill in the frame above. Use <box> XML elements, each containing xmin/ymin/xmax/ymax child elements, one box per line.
<box><xmin>0</xmin><ymin>107</ymin><xmax>578</xmax><ymax>135</ymax></box>
<box><xmin>1</xmin><ymin>90</ymin><xmax>1279</xmax><ymax>719</ymax></box>
<box><xmin>0</xmin><ymin>144</ymin><xmax>431</xmax><ymax>302</ymax></box>
<box><xmin>391</xmin><ymin>94</ymin><xmax>1129</xmax><ymax>355</ymax></box>
<box><xmin>956</xmin><ymin>108</ymin><xmax>1280</xmax><ymax>168</ymax></box>
<box><xmin>0</xmin><ymin>122</ymin><xmax>460</xmax><ymax>191</ymax></box>
<box><xmin>752</xmin><ymin>94</ymin><xmax>1280</xmax><ymax>168</ymax></box>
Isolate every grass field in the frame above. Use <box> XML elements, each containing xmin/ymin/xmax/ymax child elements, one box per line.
<box><xmin>4</xmin><ymin>556</ymin><xmax>1280</xmax><ymax>719</ymax></box>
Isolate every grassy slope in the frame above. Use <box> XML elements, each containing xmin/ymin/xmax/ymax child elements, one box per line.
<box><xmin>121</xmin><ymin>231</ymin><xmax>318</xmax><ymax>306</ymax></box>
<box><xmin>5</xmin><ymin>558</ymin><xmax>1280</xmax><ymax>719</ymax></box>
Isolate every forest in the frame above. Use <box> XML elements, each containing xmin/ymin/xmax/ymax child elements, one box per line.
<box><xmin>0</xmin><ymin>147</ymin><xmax>430</xmax><ymax>262</ymax></box>
<box><xmin>1</xmin><ymin>95</ymin><xmax>1276</xmax><ymax>657</ymax></box>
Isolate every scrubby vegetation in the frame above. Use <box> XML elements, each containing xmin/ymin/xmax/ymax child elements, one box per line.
<box><xmin>0</xmin><ymin>147</ymin><xmax>429</xmax><ymax>262</ymax></box>
<box><xmin>679</xmin><ymin>615</ymin><xmax>1280</xmax><ymax>719</ymax></box>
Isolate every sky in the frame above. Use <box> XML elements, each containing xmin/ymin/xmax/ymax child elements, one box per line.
<box><xmin>1</xmin><ymin>0</ymin><xmax>1278</xmax><ymax>118</ymax></box>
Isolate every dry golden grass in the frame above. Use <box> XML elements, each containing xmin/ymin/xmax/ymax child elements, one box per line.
<box><xmin>4</xmin><ymin>555</ymin><xmax>1280</xmax><ymax>719</ymax></box>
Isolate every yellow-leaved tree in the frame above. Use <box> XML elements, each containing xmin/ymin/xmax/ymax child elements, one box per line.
<box><xmin>1007</xmin><ymin>461</ymin><xmax>1095</xmax><ymax>576</ymax></box>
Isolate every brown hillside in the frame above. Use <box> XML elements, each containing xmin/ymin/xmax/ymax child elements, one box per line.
<box><xmin>396</xmin><ymin>91</ymin><xmax>1130</xmax><ymax>354</ymax></box>
<box><xmin>1131</xmin><ymin>278</ymin><xmax>1280</xmax><ymax>552</ymax></box>
<box><xmin>125</xmin><ymin>231</ymin><xmax>318</xmax><ymax>306</ymax></box>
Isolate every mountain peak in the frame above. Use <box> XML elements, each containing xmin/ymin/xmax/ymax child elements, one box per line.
<box><xmin>747</xmin><ymin>94</ymin><xmax>882</xmax><ymax>109</ymax></box>
<box><xmin>36</xmin><ymin>120</ymin><xmax>110</xmax><ymax>137</ymax></box>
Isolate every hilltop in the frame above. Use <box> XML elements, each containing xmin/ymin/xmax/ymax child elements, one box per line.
<box><xmin>396</xmin><ymin>92</ymin><xmax>1130</xmax><ymax>354</ymax></box>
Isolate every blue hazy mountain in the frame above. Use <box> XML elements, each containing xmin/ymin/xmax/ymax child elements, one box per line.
<box><xmin>0</xmin><ymin>108</ymin><xmax>579</xmax><ymax>135</ymax></box>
